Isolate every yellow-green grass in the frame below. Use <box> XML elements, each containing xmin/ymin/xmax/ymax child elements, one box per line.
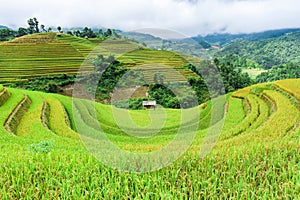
<box><xmin>119</xmin><ymin>49</ymin><xmax>197</xmax><ymax>79</ymax></box>
<box><xmin>89</xmin><ymin>40</ymin><xmax>198</xmax><ymax>80</ymax></box>
<box><xmin>247</xmin><ymin>95</ymin><xmax>270</xmax><ymax>131</ymax></box>
<box><xmin>15</xmin><ymin>91</ymin><xmax>53</xmax><ymax>139</ymax></box>
<box><xmin>45</xmin><ymin>97</ymin><xmax>78</xmax><ymax>139</ymax></box>
<box><xmin>219</xmin><ymin>89</ymin><xmax>300</xmax><ymax>149</ymax></box>
<box><xmin>222</xmin><ymin>96</ymin><xmax>246</xmax><ymax>132</ymax></box>
<box><xmin>0</xmin><ymin>80</ymin><xmax>299</xmax><ymax>198</ymax></box>
<box><xmin>0</xmin><ymin>33</ymin><xmax>95</xmax><ymax>82</ymax></box>
<box><xmin>232</xmin><ymin>82</ymin><xmax>271</xmax><ymax>98</ymax></box>
<box><xmin>4</xmin><ymin>93</ymin><xmax>31</xmax><ymax>135</ymax></box>
<box><xmin>55</xmin><ymin>34</ymin><xmax>98</xmax><ymax>56</ymax></box>
<box><xmin>0</xmin><ymin>34</ymin><xmax>197</xmax><ymax>83</ymax></box>
<box><xmin>0</xmin><ymin>88</ymin><xmax>23</xmax><ymax>138</ymax></box>
<box><xmin>221</xmin><ymin>94</ymin><xmax>260</xmax><ymax>139</ymax></box>
<box><xmin>0</xmin><ymin>87</ymin><xmax>11</xmax><ymax>106</ymax></box>
<box><xmin>260</xmin><ymin>90</ymin><xmax>300</xmax><ymax>136</ymax></box>
<box><xmin>274</xmin><ymin>78</ymin><xmax>300</xmax><ymax>100</ymax></box>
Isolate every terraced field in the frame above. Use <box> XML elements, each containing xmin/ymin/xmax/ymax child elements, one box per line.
<box><xmin>0</xmin><ymin>33</ymin><xmax>95</xmax><ymax>82</ymax></box>
<box><xmin>0</xmin><ymin>78</ymin><xmax>299</xmax><ymax>198</ymax></box>
<box><xmin>0</xmin><ymin>33</ymin><xmax>197</xmax><ymax>83</ymax></box>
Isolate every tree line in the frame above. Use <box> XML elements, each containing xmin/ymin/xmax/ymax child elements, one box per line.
<box><xmin>0</xmin><ymin>17</ymin><xmax>120</xmax><ymax>41</ymax></box>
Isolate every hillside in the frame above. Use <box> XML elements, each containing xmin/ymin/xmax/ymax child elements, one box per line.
<box><xmin>0</xmin><ymin>33</ymin><xmax>97</xmax><ymax>82</ymax></box>
<box><xmin>0</xmin><ymin>78</ymin><xmax>299</xmax><ymax>198</ymax></box>
<box><xmin>0</xmin><ymin>33</ymin><xmax>196</xmax><ymax>83</ymax></box>
<box><xmin>214</xmin><ymin>30</ymin><xmax>300</xmax><ymax>68</ymax></box>
<box><xmin>121</xmin><ymin>31</ymin><xmax>209</xmax><ymax>58</ymax></box>
<box><xmin>193</xmin><ymin>28</ymin><xmax>300</xmax><ymax>46</ymax></box>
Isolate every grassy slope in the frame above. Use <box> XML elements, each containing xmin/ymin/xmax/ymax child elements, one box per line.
<box><xmin>0</xmin><ymin>33</ymin><xmax>93</xmax><ymax>82</ymax></box>
<box><xmin>0</xmin><ymin>33</ymin><xmax>196</xmax><ymax>83</ymax></box>
<box><xmin>0</xmin><ymin>79</ymin><xmax>299</xmax><ymax>198</ymax></box>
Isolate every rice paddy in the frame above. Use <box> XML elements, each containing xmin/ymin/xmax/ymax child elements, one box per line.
<box><xmin>0</xmin><ymin>78</ymin><xmax>299</xmax><ymax>198</ymax></box>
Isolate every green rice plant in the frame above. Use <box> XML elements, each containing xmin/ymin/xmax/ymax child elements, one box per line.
<box><xmin>28</xmin><ymin>140</ymin><xmax>54</xmax><ymax>153</ymax></box>
<box><xmin>222</xmin><ymin>96</ymin><xmax>246</xmax><ymax>132</ymax></box>
<box><xmin>221</xmin><ymin>94</ymin><xmax>260</xmax><ymax>139</ymax></box>
<box><xmin>232</xmin><ymin>83</ymin><xmax>271</xmax><ymax>98</ymax></box>
<box><xmin>4</xmin><ymin>94</ymin><xmax>31</xmax><ymax>134</ymax></box>
<box><xmin>0</xmin><ymin>80</ymin><xmax>299</xmax><ymax>198</ymax></box>
<box><xmin>0</xmin><ymin>88</ymin><xmax>24</xmax><ymax>138</ymax></box>
<box><xmin>45</xmin><ymin>97</ymin><xmax>78</xmax><ymax>138</ymax></box>
<box><xmin>247</xmin><ymin>95</ymin><xmax>270</xmax><ymax>131</ymax></box>
<box><xmin>220</xmin><ymin>89</ymin><xmax>300</xmax><ymax>149</ymax></box>
<box><xmin>73</xmin><ymin>98</ymin><xmax>102</xmax><ymax>131</ymax></box>
<box><xmin>0</xmin><ymin>87</ymin><xmax>11</xmax><ymax>106</ymax></box>
<box><xmin>15</xmin><ymin>91</ymin><xmax>54</xmax><ymax>139</ymax></box>
<box><xmin>41</xmin><ymin>101</ymin><xmax>50</xmax><ymax>129</ymax></box>
<box><xmin>260</xmin><ymin>90</ymin><xmax>300</xmax><ymax>136</ymax></box>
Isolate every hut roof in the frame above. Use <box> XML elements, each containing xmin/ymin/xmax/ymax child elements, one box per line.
<box><xmin>142</xmin><ymin>100</ymin><xmax>156</xmax><ymax>106</ymax></box>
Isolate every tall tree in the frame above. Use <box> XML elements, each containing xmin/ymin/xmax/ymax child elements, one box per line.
<box><xmin>33</xmin><ymin>17</ymin><xmax>39</xmax><ymax>33</ymax></box>
<box><xmin>40</xmin><ymin>24</ymin><xmax>46</xmax><ymax>32</ymax></box>
<box><xmin>27</xmin><ymin>18</ymin><xmax>35</xmax><ymax>34</ymax></box>
<box><xmin>27</xmin><ymin>17</ymin><xmax>39</xmax><ymax>33</ymax></box>
<box><xmin>17</xmin><ymin>27</ymin><xmax>28</xmax><ymax>37</ymax></box>
<box><xmin>57</xmin><ymin>26</ymin><xmax>62</xmax><ymax>33</ymax></box>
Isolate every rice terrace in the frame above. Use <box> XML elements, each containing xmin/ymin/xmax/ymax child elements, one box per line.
<box><xmin>0</xmin><ymin>14</ymin><xmax>299</xmax><ymax>199</ymax></box>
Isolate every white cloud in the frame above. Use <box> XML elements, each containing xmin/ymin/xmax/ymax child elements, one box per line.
<box><xmin>1</xmin><ymin>0</ymin><xmax>300</xmax><ymax>36</ymax></box>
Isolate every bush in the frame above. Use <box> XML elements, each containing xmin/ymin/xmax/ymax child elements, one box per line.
<box><xmin>28</xmin><ymin>140</ymin><xmax>54</xmax><ymax>153</ymax></box>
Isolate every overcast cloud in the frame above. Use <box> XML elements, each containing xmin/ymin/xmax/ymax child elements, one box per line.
<box><xmin>1</xmin><ymin>0</ymin><xmax>300</xmax><ymax>36</ymax></box>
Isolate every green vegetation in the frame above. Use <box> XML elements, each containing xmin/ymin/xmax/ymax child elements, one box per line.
<box><xmin>0</xmin><ymin>17</ymin><xmax>120</xmax><ymax>42</ymax></box>
<box><xmin>0</xmin><ymin>32</ymin><xmax>196</xmax><ymax>87</ymax></box>
<box><xmin>256</xmin><ymin>62</ymin><xmax>300</xmax><ymax>83</ymax></box>
<box><xmin>187</xmin><ymin>57</ymin><xmax>253</xmax><ymax>99</ymax></box>
<box><xmin>0</xmin><ymin>78</ymin><xmax>299</xmax><ymax>198</ymax></box>
<box><xmin>0</xmin><ymin>33</ymin><xmax>94</xmax><ymax>82</ymax></box>
<box><xmin>1</xmin><ymin>23</ymin><xmax>300</xmax><ymax>198</ymax></box>
<box><xmin>215</xmin><ymin>30</ymin><xmax>300</xmax><ymax>68</ymax></box>
<box><xmin>10</xmin><ymin>74</ymin><xmax>75</xmax><ymax>93</ymax></box>
<box><xmin>274</xmin><ymin>79</ymin><xmax>300</xmax><ymax>100</ymax></box>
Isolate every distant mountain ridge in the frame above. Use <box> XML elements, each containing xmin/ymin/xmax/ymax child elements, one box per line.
<box><xmin>193</xmin><ymin>28</ymin><xmax>300</xmax><ymax>46</ymax></box>
<box><xmin>0</xmin><ymin>25</ymin><xmax>8</xmax><ymax>29</ymax></box>
<box><xmin>120</xmin><ymin>28</ymin><xmax>300</xmax><ymax>62</ymax></box>
<box><xmin>213</xmin><ymin>30</ymin><xmax>300</xmax><ymax>68</ymax></box>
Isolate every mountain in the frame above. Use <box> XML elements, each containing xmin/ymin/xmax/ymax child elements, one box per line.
<box><xmin>0</xmin><ymin>25</ymin><xmax>8</xmax><ymax>29</ymax></box>
<box><xmin>193</xmin><ymin>28</ymin><xmax>300</xmax><ymax>46</ymax></box>
<box><xmin>0</xmin><ymin>32</ymin><xmax>196</xmax><ymax>83</ymax></box>
<box><xmin>120</xmin><ymin>31</ymin><xmax>209</xmax><ymax>58</ymax></box>
<box><xmin>214</xmin><ymin>30</ymin><xmax>300</xmax><ymax>68</ymax></box>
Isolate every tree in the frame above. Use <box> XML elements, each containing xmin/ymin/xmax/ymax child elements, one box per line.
<box><xmin>40</xmin><ymin>24</ymin><xmax>46</xmax><ymax>32</ymax></box>
<box><xmin>112</xmin><ymin>29</ymin><xmax>120</xmax><ymax>38</ymax></box>
<box><xmin>0</xmin><ymin>28</ymin><xmax>17</xmax><ymax>41</ymax></box>
<box><xmin>103</xmin><ymin>29</ymin><xmax>112</xmax><ymax>38</ymax></box>
<box><xmin>98</xmin><ymin>29</ymin><xmax>103</xmax><ymax>37</ymax></box>
<box><xmin>57</xmin><ymin>26</ymin><xmax>62</xmax><ymax>33</ymax></box>
<box><xmin>153</xmin><ymin>73</ymin><xmax>165</xmax><ymax>85</ymax></box>
<box><xmin>66</xmin><ymin>31</ymin><xmax>73</xmax><ymax>36</ymax></box>
<box><xmin>27</xmin><ymin>17</ymin><xmax>39</xmax><ymax>33</ymax></box>
<box><xmin>27</xmin><ymin>18</ymin><xmax>35</xmax><ymax>34</ymax></box>
<box><xmin>33</xmin><ymin>18</ymin><xmax>39</xmax><ymax>33</ymax></box>
<box><xmin>73</xmin><ymin>30</ymin><xmax>81</xmax><ymax>37</ymax></box>
<box><xmin>17</xmin><ymin>27</ymin><xmax>28</xmax><ymax>37</ymax></box>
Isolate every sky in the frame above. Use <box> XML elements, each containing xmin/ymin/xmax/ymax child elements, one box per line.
<box><xmin>1</xmin><ymin>0</ymin><xmax>300</xmax><ymax>37</ymax></box>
